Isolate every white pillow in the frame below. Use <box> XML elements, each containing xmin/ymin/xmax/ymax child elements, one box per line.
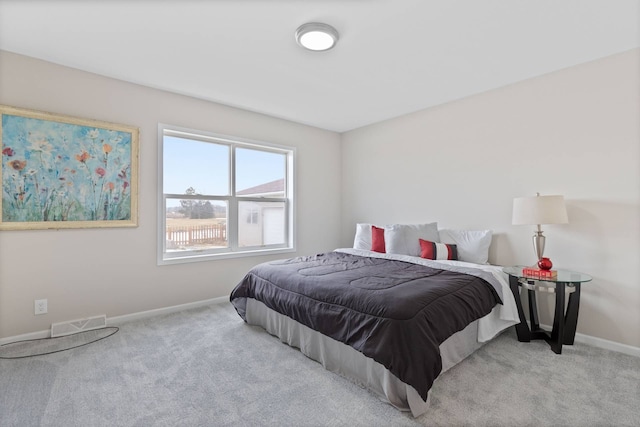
<box><xmin>353</xmin><ymin>223</ymin><xmax>373</xmax><ymax>250</ymax></box>
<box><xmin>386</xmin><ymin>223</ymin><xmax>439</xmax><ymax>257</ymax></box>
<box><xmin>438</xmin><ymin>229</ymin><xmax>492</xmax><ymax>264</ymax></box>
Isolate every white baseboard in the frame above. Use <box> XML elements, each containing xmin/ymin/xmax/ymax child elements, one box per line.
<box><xmin>533</xmin><ymin>322</ymin><xmax>640</xmax><ymax>358</ymax></box>
<box><xmin>0</xmin><ymin>328</ymin><xmax>50</xmax><ymax>346</ymax></box>
<box><xmin>0</xmin><ymin>296</ymin><xmax>229</xmax><ymax>346</ymax></box>
<box><xmin>3</xmin><ymin>299</ymin><xmax>638</xmax><ymax>359</ymax></box>
<box><xmin>107</xmin><ymin>295</ymin><xmax>229</xmax><ymax>326</ymax></box>
<box><xmin>573</xmin><ymin>331</ymin><xmax>640</xmax><ymax>358</ymax></box>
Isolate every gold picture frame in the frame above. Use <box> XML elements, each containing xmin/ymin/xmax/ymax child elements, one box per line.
<box><xmin>0</xmin><ymin>105</ymin><xmax>139</xmax><ymax>230</ymax></box>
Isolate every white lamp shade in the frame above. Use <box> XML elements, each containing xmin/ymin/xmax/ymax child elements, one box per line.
<box><xmin>512</xmin><ymin>195</ymin><xmax>568</xmax><ymax>225</ymax></box>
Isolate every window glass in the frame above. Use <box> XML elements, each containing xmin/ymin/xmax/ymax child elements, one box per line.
<box><xmin>159</xmin><ymin>126</ymin><xmax>294</xmax><ymax>264</ymax></box>
<box><xmin>238</xmin><ymin>201</ymin><xmax>286</xmax><ymax>247</ymax></box>
<box><xmin>163</xmin><ymin>136</ymin><xmax>229</xmax><ymax>196</ymax></box>
<box><xmin>236</xmin><ymin>148</ymin><xmax>286</xmax><ymax>197</ymax></box>
<box><xmin>166</xmin><ymin>199</ymin><xmax>228</xmax><ymax>252</ymax></box>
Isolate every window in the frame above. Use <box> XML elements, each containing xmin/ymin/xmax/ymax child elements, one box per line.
<box><xmin>246</xmin><ymin>207</ymin><xmax>259</xmax><ymax>224</ymax></box>
<box><xmin>158</xmin><ymin>125</ymin><xmax>295</xmax><ymax>264</ymax></box>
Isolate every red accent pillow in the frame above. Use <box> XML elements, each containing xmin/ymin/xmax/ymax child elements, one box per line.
<box><xmin>419</xmin><ymin>238</ymin><xmax>458</xmax><ymax>260</ymax></box>
<box><xmin>371</xmin><ymin>225</ymin><xmax>386</xmax><ymax>253</ymax></box>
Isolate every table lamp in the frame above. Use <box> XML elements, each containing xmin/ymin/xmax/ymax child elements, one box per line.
<box><xmin>512</xmin><ymin>193</ymin><xmax>568</xmax><ymax>262</ymax></box>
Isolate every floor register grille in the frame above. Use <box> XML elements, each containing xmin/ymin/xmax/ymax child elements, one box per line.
<box><xmin>0</xmin><ymin>321</ymin><xmax>118</xmax><ymax>359</ymax></box>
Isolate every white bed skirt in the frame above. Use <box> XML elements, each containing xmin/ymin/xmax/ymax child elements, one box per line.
<box><xmin>243</xmin><ymin>298</ymin><xmax>486</xmax><ymax>417</ymax></box>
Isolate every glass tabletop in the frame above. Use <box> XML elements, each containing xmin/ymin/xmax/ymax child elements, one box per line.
<box><xmin>502</xmin><ymin>266</ymin><xmax>592</xmax><ymax>283</ymax></box>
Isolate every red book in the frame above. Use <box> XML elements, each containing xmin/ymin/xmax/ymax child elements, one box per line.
<box><xmin>522</xmin><ymin>267</ymin><xmax>540</xmax><ymax>279</ymax></box>
<box><xmin>539</xmin><ymin>269</ymin><xmax>558</xmax><ymax>280</ymax></box>
<box><xmin>522</xmin><ymin>267</ymin><xmax>557</xmax><ymax>280</ymax></box>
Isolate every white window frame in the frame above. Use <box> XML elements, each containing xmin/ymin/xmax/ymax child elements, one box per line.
<box><xmin>158</xmin><ymin>124</ymin><xmax>295</xmax><ymax>265</ymax></box>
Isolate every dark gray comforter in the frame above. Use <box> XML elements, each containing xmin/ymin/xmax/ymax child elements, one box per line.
<box><xmin>230</xmin><ymin>251</ymin><xmax>501</xmax><ymax>401</ymax></box>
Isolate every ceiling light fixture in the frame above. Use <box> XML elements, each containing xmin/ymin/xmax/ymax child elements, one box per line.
<box><xmin>295</xmin><ymin>22</ymin><xmax>339</xmax><ymax>51</ymax></box>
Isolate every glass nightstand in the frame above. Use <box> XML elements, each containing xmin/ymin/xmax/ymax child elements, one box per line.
<box><xmin>503</xmin><ymin>266</ymin><xmax>592</xmax><ymax>354</ymax></box>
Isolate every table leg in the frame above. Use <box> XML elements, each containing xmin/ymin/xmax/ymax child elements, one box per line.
<box><xmin>509</xmin><ymin>275</ymin><xmax>531</xmax><ymax>342</ymax></box>
<box><xmin>563</xmin><ymin>283</ymin><xmax>581</xmax><ymax>345</ymax></box>
<box><xmin>528</xmin><ymin>286</ymin><xmax>540</xmax><ymax>331</ymax></box>
<box><xmin>549</xmin><ymin>281</ymin><xmax>565</xmax><ymax>354</ymax></box>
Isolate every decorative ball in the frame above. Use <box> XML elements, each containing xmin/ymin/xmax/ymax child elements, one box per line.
<box><xmin>538</xmin><ymin>257</ymin><xmax>553</xmax><ymax>270</ymax></box>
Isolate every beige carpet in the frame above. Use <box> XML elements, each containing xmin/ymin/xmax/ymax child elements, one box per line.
<box><xmin>1</xmin><ymin>302</ymin><xmax>638</xmax><ymax>426</ymax></box>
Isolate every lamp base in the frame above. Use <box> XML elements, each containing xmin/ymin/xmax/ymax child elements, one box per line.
<box><xmin>533</xmin><ymin>231</ymin><xmax>545</xmax><ymax>261</ymax></box>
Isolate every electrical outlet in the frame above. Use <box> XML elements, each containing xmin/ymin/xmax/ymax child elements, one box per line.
<box><xmin>34</xmin><ymin>299</ymin><xmax>48</xmax><ymax>315</ymax></box>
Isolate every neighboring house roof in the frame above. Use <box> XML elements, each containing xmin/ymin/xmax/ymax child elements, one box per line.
<box><xmin>237</xmin><ymin>178</ymin><xmax>284</xmax><ymax>196</ymax></box>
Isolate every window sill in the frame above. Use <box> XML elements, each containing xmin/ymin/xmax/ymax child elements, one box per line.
<box><xmin>158</xmin><ymin>247</ymin><xmax>296</xmax><ymax>265</ymax></box>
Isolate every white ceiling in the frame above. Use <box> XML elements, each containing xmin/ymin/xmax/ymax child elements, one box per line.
<box><xmin>0</xmin><ymin>1</ymin><xmax>638</xmax><ymax>133</ymax></box>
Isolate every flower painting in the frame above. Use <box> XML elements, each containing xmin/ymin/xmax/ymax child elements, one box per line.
<box><xmin>0</xmin><ymin>105</ymin><xmax>138</xmax><ymax>230</ymax></box>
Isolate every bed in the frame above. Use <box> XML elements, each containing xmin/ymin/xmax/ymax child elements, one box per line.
<box><xmin>230</xmin><ymin>224</ymin><xmax>520</xmax><ymax>417</ymax></box>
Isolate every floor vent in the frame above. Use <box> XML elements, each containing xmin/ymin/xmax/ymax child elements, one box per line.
<box><xmin>51</xmin><ymin>315</ymin><xmax>107</xmax><ymax>338</ymax></box>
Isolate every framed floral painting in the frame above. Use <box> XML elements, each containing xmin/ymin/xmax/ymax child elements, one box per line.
<box><xmin>0</xmin><ymin>105</ymin><xmax>139</xmax><ymax>230</ymax></box>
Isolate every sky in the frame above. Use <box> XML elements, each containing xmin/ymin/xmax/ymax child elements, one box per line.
<box><xmin>163</xmin><ymin>136</ymin><xmax>285</xmax><ymax>207</ymax></box>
